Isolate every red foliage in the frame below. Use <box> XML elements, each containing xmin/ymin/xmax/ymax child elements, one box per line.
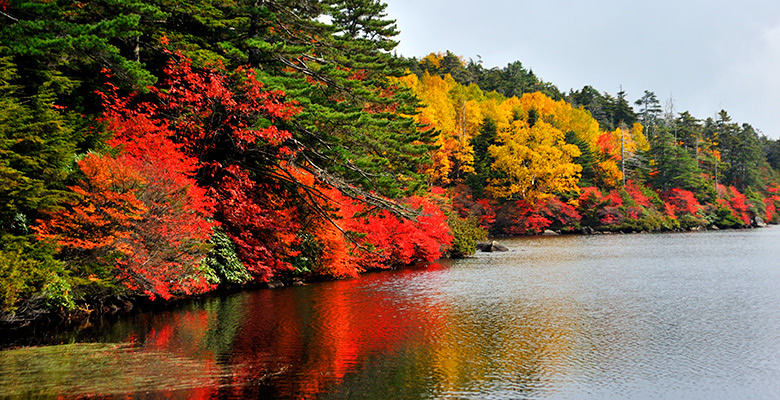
<box><xmin>98</xmin><ymin>51</ymin><xmax>301</xmax><ymax>175</ymax></box>
<box><xmin>764</xmin><ymin>199</ymin><xmax>777</xmax><ymax>222</ymax></box>
<box><xmin>215</xmin><ymin>166</ymin><xmax>300</xmax><ymax>280</ymax></box>
<box><xmin>430</xmin><ymin>186</ymin><xmax>447</xmax><ymax>196</ymax></box>
<box><xmin>347</xmin><ymin>69</ymin><xmax>368</xmax><ymax>81</ymax></box>
<box><xmin>447</xmin><ymin>184</ymin><xmax>496</xmax><ymax>229</ymax></box>
<box><xmin>504</xmin><ymin>200</ymin><xmax>552</xmax><ymax>235</ymax></box>
<box><xmin>474</xmin><ymin>198</ymin><xmax>497</xmax><ymax>228</ymax></box>
<box><xmin>625</xmin><ymin>206</ymin><xmax>642</xmax><ymax>220</ymax></box>
<box><xmin>764</xmin><ymin>184</ymin><xmax>780</xmax><ymax>221</ymax></box>
<box><xmin>327</xmin><ymin>190</ymin><xmax>453</xmax><ymax>270</ymax></box>
<box><xmin>149</xmin><ymin>55</ymin><xmax>305</xmax><ymax>281</ymax></box>
<box><xmin>578</xmin><ymin>187</ymin><xmax>604</xmax><ymax>209</ymax></box>
<box><xmin>604</xmin><ymin>190</ymin><xmax>624</xmax><ymax>207</ymax></box>
<box><xmin>662</xmin><ymin>188</ymin><xmax>701</xmax><ymax>218</ymax></box>
<box><xmin>35</xmin><ymin>154</ymin><xmax>146</xmax><ymax>253</ymax></box>
<box><xmin>713</xmin><ymin>184</ymin><xmax>752</xmax><ymax>225</ymax></box>
<box><xmin>625</xmin><ymin>181</ymin><xmax>651</xmax><ymax>207</ymax></box>
<box><xmin>577</xmin><ymin>186</ymin><xmax>616</xmax><ymax>225</ymax></box>
<box><xmin>97</xmin><ymin>52</ymin><xmax>307</xmax><ymax>282</ymax></box>
<box><xmin>150</xmin><ymin>56</ymin><xmax>299</xmax><ymax>153</ymax></box>
<box><xmin>497</xmin><ymin>197</ymin><xmax>580</xmax><ymax>235</ymax></box>
<box><xmin>597</xmin><ymin>132</ymin><xmax>617</xmax><ymax>158</ymax></box>
<box><xmin>313</xmin><ymin>219</ymin><xmax>357</xmax><ymax>278</ymax></box>
<box><xmin>543</xmin><ymin>197</ymin><xmax>582</xmax><ymax>224</ymax></box>
<box><xmin>267</xmin><ymin>166</ymin><xmax>455</xmax><ymax>276</ymax></box>
<box><xmin>576</xmin><ymin>186</ymin><xmax>635</xmax><ymax>227</ymax></box>
<box><xmin>598</xmin><ymin>206</ymin><xmax>623</xmax><ymax>225</ymax></box>
<box><xmin>36</xmin><ymin>112</ymin><xmax>216</xmax><ymax>300</ymax></box>
<box><xmin>727</xmin><ymin>186</ymin><xmax>751</xmax><ymax>225</ymax></box>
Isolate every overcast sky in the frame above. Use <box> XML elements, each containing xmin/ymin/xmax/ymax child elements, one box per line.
<box><xmin>384</xmin><ymin>0</ymin><xmax>780</xmax><ymax>139</ymax></box>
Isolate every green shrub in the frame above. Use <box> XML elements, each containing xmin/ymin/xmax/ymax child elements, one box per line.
<box><xmin>661</xmin><ymin>216</ymin><xmax>681</xmax><ymax>231</ymax></box>
<box><xmin>0</xmin><ymin>237</ymin><xmax>73</xmax><ymax>312</ymax></box>
<box><xmin>447</xmin><ymin>214</ymin><xmax>487</xmax><ymax>258</ymax></box>
<box><xmin>677</xmin><ymin>214</ymin><xmax>707</xmax><ymax>230</ymax></box>
<box><xmin>705</xmin><ymin>206</ymin><xmax>743</xmax><ymax>229</ymax></box>
<box><xmin>200</xmin><ymin>229</ymin><xmax>251</xmax><ymax>285</ymax></box>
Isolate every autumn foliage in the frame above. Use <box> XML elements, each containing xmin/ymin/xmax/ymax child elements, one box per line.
<box><xmin>287</xmin><ymin>169</ymin><xmax>453</xmax><ymax>278</ymax></box>
<box><xmin>340</xmin><ymin>194</ymin><xmax>453</xmax><ymax>269</ymax></box>
<box><xmin>4</xmin><ymin>0</ymin><xmax>779</xmax><ymax>319</ymax></box>
<box><xmin>30</xmin><ymin>52</ymin><xmax>453</xmax><ymax>302</ymax></box>
<box><xmin>663</xmin><ymin>189</ymin><xmax>702</xmax><ymax>218</ymax></box>
<box><xmin>35</xmin><ymin>111</ymin><xmax>216</xmax><ymax>300</ymax></box>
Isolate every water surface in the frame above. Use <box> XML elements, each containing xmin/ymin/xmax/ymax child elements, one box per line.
<box><xmin>2</xmin><ymin>227</ymin><xmax>779</xmax><ymax>399</ymax></box>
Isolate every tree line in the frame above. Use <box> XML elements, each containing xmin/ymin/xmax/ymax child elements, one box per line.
<box><xmin>402</xmin><ymin>52</ymin><xmax>779</xmax><ymax>238</ymax></box>
<box><xmin>1</xmin><ymin>0</ymin><xmax>778</xmax><ymax>320</ymax></box>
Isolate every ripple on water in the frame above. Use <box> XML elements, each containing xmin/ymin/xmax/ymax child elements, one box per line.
<box><xmin>1</xmin><ymin>228</ymin><xmax>779</xmax><ymax>399</ymax></box>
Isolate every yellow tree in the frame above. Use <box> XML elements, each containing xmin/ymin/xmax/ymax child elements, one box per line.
<box><xmin>396</xmin><ymin>72</ymin><xmax>455</xmax><ymax>183</ymax></box>
<box><xmin>398</xmin><ymin>72</ymin><xmax>632</xmax><ymax>194</ymax></box>
<box><xmin>487</xmin><ymin>117</ymin><xmax>582</xmax><ymax>202</ymax></box>
<box><xmin>448</xmin><ymin>81</ymin><xmax>485</xmax><ymax>178</ymax></box>
<box><xmin>396</xmin><ymin>71</ymin><xmax>483</xmax><ymax>185</ymax></box>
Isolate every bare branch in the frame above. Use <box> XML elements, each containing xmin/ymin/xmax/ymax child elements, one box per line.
<box><xmin>1</xmin><ymin>11</ymin><xmax>19</xmax><ymax>22</ymax></box>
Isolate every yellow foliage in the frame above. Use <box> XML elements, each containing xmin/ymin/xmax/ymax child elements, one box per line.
<box><xmin>595</xmin><ymin>160</ymin><xmax>623</xmax><ymax>189</ymax></box>
<box><xmin>487</xmin><ymin>119</ymin><xmax>582</xmax><ymax>202</ymax></box>
<box><xmin>630</xmin><ymin>122</ymin><xmax>649</xmax><ymax>152</ymax></box>
<box><xmin>397</xmin><ymin>70</ymin><xmax>629</xmax><ymax>193</ymax></box>
<box><xmin>421</xmin><ymin>53</ymin><xmax>444</xmax><ymax>69</ymax></box>
<box><xmin>601</xmin><ymin>123</ymin><xmax>649</xmax><ymax>161</ymax></box>
<box><xmin>398</xmin><ymin>72</ymin><xmax>486</xmax><ymax>184</ymax></box>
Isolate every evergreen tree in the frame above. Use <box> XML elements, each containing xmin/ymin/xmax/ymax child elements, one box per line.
<box><xmin>0</xmin><ymin>0</ymin><xmax>163</xmax><ymax>104</ymax></box>
<box><xmin>634</xmin><ymin>90</ymin><xmax>662</xmax><ymax>139</ymax></box>
<box><xmin>466</xmin><ymin>117</ymin><xmax>499</xmax><ymax>197</ymax></box>
<box><xmin>763</xmin><ymin>136</ymin><xmax>780</xmax><ymax>172</ymax></box>
<box><xmin>713</xmin><ymin>111</ymin><xmax>762</xmax><ymax>191</ymax></box>
<box><xmin>647</xmin><ymin>129</ymin><xmax>710</xmax><ymax>197</ymax></box>
<box><xmin>565</xmin><ymin>130</ymin><xmax>598</xmax><ymax>187</ymax></box>
<box><xmin>0</xmin><ymin>55</ymin><xmax>76</xmax><ymax>312</ymax></box>
<box><xmin>676</xmin><ymin>111</ymin><xmax>702</xmax><ymax>156</ymax></box>
<box><xmin>0</xmin><ymin>56</ymin><xmax>77</xmax><ymax>238</ymax></box>
<box><xmin>724</xmin><ymin>124</ymin><xmax>763</xmax><ymax>190</ymax></box>
<box><xmin>610</xmin><ymin>89</ymin><xmax>637</xmax><ymax>127</ymax></box>
<box><xmin>566</xmin><ymin>86</ymin><xmax>612</xmax><ymax>130</ymax></box>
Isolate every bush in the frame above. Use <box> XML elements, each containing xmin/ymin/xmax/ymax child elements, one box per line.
<box><xmin>662</xmin><ymin>216</ymin><xmax>681</xmax><ymax>231</ymax></box>
<box><xmin>704</xmin><ymin>205</ymin><xmax>743</xmax><ymax>228</ymax></box>
<box><xmin>200</xmin><ymin>228</ymin><xmax>251</xmax><ymax>285</ymax></box>
<box><xmin>633</xmin><ymin>212</ymin><xmax>665</xmax><ymax>232</ymax></box>
<box><xmin>447</xmin><ymin>215</ymin><xmax>487</xmax><ymax>258</ymax></box>
<box><xmin>0</xmin><ymin>238</ymin><xmax>73</xmax><ymax>312</ymax></box>
<box><xmin>677</xmin><ymin>214</ymin><xmax>707</xmax><ymax>230</ymax></box>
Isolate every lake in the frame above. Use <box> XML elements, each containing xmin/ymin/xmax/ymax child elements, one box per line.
<box><xmin>1</xmin><ymin>227</ymin><xmax>779</xmax><ymax>399</ymax></box>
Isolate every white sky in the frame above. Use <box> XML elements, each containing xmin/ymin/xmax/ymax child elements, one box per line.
<box><xmin>384</xmin><ymin>0</ymin><xmax>780</xmax><ymax>139</ymax></box>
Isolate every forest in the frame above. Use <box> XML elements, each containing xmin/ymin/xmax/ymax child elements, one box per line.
<box><xmin>1</xmin><ymin>0</ymin><xmax>779</xmax><ymax>323</ymax></box>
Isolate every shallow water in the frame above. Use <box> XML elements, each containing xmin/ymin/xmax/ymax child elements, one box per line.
<box><xmin>2</xmin><ymin>227</ymin><xmax>779</xmax><ymax>399</ymax></box>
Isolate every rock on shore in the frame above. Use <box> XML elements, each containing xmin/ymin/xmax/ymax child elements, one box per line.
<box><xmin>476</xmin><ymin>241</ymin><xmax>509</xmax><ymax>252</ymax></box>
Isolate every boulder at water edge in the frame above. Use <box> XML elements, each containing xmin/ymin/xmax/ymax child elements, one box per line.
<box><xmin>477</xmin><ymin>241</ymin><xmax>509</xmax><ymax>252</ymax></box>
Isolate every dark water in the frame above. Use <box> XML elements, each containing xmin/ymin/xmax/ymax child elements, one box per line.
<box><xmin>2</xmin><ymin>227</ymin><xmax>779</xmax><ymax>399</ymax></box>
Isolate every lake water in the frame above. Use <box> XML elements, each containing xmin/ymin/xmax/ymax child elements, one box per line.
<box><xmin>2</xmin><ymin>227</ymin><xmax>779</xmax><ymax>399</ymax></box>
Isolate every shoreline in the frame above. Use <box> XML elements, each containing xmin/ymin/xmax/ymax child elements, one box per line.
<box><xmin>0</xmin><ymin>223</ymin><xmax>773</xmax><ymax>347</ymax></box>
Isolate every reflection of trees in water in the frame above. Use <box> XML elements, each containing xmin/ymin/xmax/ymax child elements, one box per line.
<box><xmin>223</xmin><ymin>267</ymin><xmax>452</xmax><ymax>398</ymax></box>
<box><xmin>0</xmin><ymin>342</ymin><xmax>219</xmax><ymax>398</ymax></box>
<box><xmin>0</xmin><ymin>262</ymin><xmax>575</xmax><ymax>399</ymax></box>
<box><xmin>418</xmin><ymin>298</ymin><xmax>575</xmax><ymax>398</ymax></box>
<box><xmin>0</xmin><ymin>293</ymin><xmax>251</xmax><ymax>398</ymax></box>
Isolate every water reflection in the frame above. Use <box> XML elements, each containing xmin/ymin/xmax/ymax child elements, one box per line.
<box><xmin>1</xmin><ymin>227</ymin><xmax>779</xmax><ymax>399</ymax></box>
